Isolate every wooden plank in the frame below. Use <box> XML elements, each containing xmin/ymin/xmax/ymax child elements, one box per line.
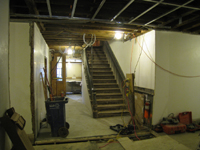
<box><xmin>62</xmin><ymin>54</ymin><xmax>66</xmax><ymax>95</ymax></box>
<box><xmin>35</xmin><ymin>131</ymin><xmax>151</xmax><ymax>145</ymax></box>
<box><xmin>135</xmin><ymin>93</ymin><xmax>144</xmax><ymax>127</ymax></box>
<box><xmin>118</xmin><ymin>137</ymin><xmax>134</xmax><ymax>150</ymax></box>
<box><xmin>40</xmin><ymin>72</ymin><xmax>47</xmax><ymax>100</ymax></box>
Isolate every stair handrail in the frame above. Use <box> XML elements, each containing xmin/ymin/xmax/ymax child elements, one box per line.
<box><xmin>102</xmin><ymin>41</ymin><xmax>125</xmax><ymax>81</ymax></box>
<box><xmin>83</xmin><ymin>46</ymin><xmax>97</xmax><ymax>117</ymax></box>
<box><xmin>83</xmin><ymin>48</ymin><xmax>93</xmax><ymax>95</ymax></box>
<box><xmin>102</xmin><ymin>41</ymin><xmax>134</xmax><ymax>115</ymax></box>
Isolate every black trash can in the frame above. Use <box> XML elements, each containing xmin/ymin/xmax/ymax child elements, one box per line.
<box><xmin>45</xmin><ymin>97</ymin><xmax>70</xmax><ymax>137</ymax></box>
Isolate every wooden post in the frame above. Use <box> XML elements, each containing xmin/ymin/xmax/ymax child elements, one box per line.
<box><xmin>62</xmin><ymin>54</ymin><xmax>66</xmax><ymax>96</ymax></box>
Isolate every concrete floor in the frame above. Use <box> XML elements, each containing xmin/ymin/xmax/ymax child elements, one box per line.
<box><xmin>34</xmin><ymin>94</ymin><xmax>200</xmax><ymax>150</ymax></box>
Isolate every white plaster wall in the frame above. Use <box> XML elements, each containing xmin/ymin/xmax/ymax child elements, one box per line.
<box><xmin>108</xmin><ymin>31</ymin><xmax>155</xmax><ymax>89</ymax></box>
<box><xmin>153</xmin><ymin>31</ymin><xmax>170</xmax><ymax>124</ymax></box>
<box><xmin>153</xmin><ymin>31</ymin><xmax>200</xmax><ymax>124</ymax></box>
<box><xmin>0</xmin><ymin>1</ymin><xmax>12</xmax><ymax>149</ymax></box>
<box><xmin>34</xmin><ymin>23</ymin><xmax>50</xmax><ymax>135</ymax></box>
<box><xmin>9</xmin><ymin>22</ymin><xmax>32</xmax><ymax>134</ymax></box>
<box><xmin>66</xmin><ymin>63</ymin><xmax>82</xmax><ymax>77</ymax></box>
<box><xmin>81</xmin><ymin>64</ymin><xmax>92</xmax><ymax>116</ymax></box>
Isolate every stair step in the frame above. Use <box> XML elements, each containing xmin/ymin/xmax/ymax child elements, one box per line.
<box><xmin>93</xmin><ymin>83</ymin><xmax>118</xmax><ymax>88</ymax></box>
<box><xmin>94</xmin><ymin>83</ymin><xmax>118</xmax><ymax>85</ymax></box>
<box><xmin>88</xmin><ymin>61</ymin><xmax>108</xmax><ymax>64</ymax></box>
<box><xmin>86</xmin><ymin>51</ymin><xmax>104</xmax><ymax>54</ymax></box>
<box><xmin>97</xmin><ymin>104</ymin><xmax>125</xmax><ymax>108</ymax></box>
<box><xmin>97</xmin><ymin>104</ymin><xmax>126</xmax><ymax>111</ymax></box>
<box><xmin>97</xmin><ymin>109</ymin><xmax>129</xmax><ymax>117</ymax></box>
<box><xmin>95</xmin><ymin>98</ymin><xmax>124</xmax><ymax>104</ymax></box>
<box><xmin>96</xmin><ymin>93</ymin><xmax>122</xmax><ymax>96</ymax></box>
<box><xmin>92</xmin><ymin>79</ymin><xmax>116</xmax><ymax>83</ymax></box>
<box><xmin>91</xmin><ymin>67</ymin><xmax>111</xmax><ymax>71</ymax></box>
<box><xmin>92</xmin><ymin>72</ymin><xmax>113</xmax><ymax>75</ymax></box>
<box><xmin>92</xmin><ymin>75</ymin><xmax>114</xmax><ymax>79</ymax></box>
<box><xmin>94</xmin><ymin>88</ymin><xmax>120</xmax><ymax>93</ymax></box>
<box><xmin>89</xmin><ymin>64</ymin><xmax>110</xmax><ymax>67</ymax></box>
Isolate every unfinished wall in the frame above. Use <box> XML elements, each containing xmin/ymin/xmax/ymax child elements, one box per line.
<box><xmin>34</xmin><ymin>23</ymin><xmax>50</xmax><ymax>135</ymax></box>
<box><xmin>9</xmin><ymin>22</ymin><xmax>32</xmax><ymax>134</ymax></box>
<box><xmin>0</xmin><ymin>0</ymin><xmax>12</xmax><ymax>149</ymax></box>
<box><xmin>153</xmin><ymin>31</ymin><xmax>200</xmax><ymax>124</ymax></box>
<box><xmin>108</xmin><ymin>31</ymin><xmax>155</xmax><ymax>89</ymax></box>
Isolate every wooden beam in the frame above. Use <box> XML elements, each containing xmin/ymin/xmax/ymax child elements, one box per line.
<box><xmin>183</xmin><ymin>22</ymin><xmax>200</xmax><ymax>31</ymax></box>
<box><xmin>24</xmin><ymin>0</ymin><xmax>46</xmax><ymax>31</ymax></box>
<box><xmin>35</xmin><ymin>131</ymin><xmax>151</xmax><ymax>145</ymax></box>
<box><xmin>172</xmin><ymin>15</ymin><xmax>200</xmax><ymax>29</ymax></box>
<box><xmin>62</xmin><ymin>55</ymin><xmax>66</xmax><ymax>95</ymax></box>
<box><xmin>161</xmin><ymin>10</ymin><xmax>197</xmax><ymax>26</ymax></box>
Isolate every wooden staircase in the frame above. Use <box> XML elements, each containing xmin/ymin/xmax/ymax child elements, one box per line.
<box><xmin>86</xmin><ymin>46</ymin><xmax>129</xmax><ymax>118</ymax></box>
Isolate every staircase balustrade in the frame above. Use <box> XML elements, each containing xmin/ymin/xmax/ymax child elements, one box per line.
<box><xmin>83</xmin><ymin>46</ymin><xmax>97</xmax><ymax>117</ymax></box>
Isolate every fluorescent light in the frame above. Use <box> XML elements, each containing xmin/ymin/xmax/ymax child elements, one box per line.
<box><xmin>115</xmin><ymin>32</ymin><xmax>123</xmax><ymax>40</ymax></box>
<box><xmin>68</xmin><ymin>48</ymin><xmax>72</xmax><ymax>55</ymax></box>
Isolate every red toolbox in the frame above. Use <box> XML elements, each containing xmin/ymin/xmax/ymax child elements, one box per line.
<box><xmin>179</xmin><ymin>112</ymin><xmax>192</xmax><ymax>124</ymax></box>
<box><xmin>178</xmin><ymin>111</ymin><xmax>200</xmax><ymax>131</ymax></box>
<box><xmin>162</xmin><ymin>123</ymin><xmax>186</xmax><ymax>134</ymax></box>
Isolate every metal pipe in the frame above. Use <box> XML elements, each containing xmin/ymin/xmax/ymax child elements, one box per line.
<box><xmin>71</xmin><ymin>0</ymin><xmax>78</xmax><ymax>18</ymax></box>
<box><xmin>143</xmin><ymin>0</ymin><xmax>200</xmax><ymax>11</ymax></box>
<box><xmin>46</xmin><ymin>0</ymin><xmax>52</xmax><ymax>17</ymax></box>
<box><xmin>111</xmin><ymin>0</ymin><xmax>135</xmax><ymax>22</ymax></box>
<box><xmin>145</xmin><ymin>0</ymin><xmax>194</xmax><ymax>25</ymax></box>
<box><xmin>92</xmin><ymin>0</ymin><xmax>106</xmax><ymax>20</ymax></box>
<box><xmin>128</xmin><ymin>0</ymin><xmax>163</xmax><ymax>24</ymax></box>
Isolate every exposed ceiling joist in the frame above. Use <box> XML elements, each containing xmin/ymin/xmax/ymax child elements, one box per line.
<box><xmin>172</xmin><ymin>15</ymin><xmax>200</xmax><ymax>29</ymax></box>
<box><xmin>24</xmin><ymin>0</ymin><xmax>46</xmax><ymax>31</ymax></box>
<box><xmin>145</xmin><ymin>0</ymin><xmax>194</xmax><ymax>25</ymax></box>
<box><xmin>71</xmin><ymin>0</ymin><xmax>78</xmax><ymax>18</ymax></box>
<box><xmin>162</xmin><ymin>10</ymin><xmax>197</xmax><ymax>26</ymax></box>
<box><xmin>46</xmin><ymin>0</ymin><xmax>52</xmax><ymax>17</ymax></box>
<box><xmin>111</xmin><ymin>0</ymin><xmax>135</xmax><ymax>22</ymax></box>
<box><xmin>91</xmin><ymin>0</ymin><xmax>106</xmax><ymax>20</ymax></box>
<box><xmin>10</xmin><ymin>0</ymin><xmax>200</xmax><ymax>48</ymax></box>
<box><xmin>128</xmin><ymin>0</ymin><xmax>164</xmax><ymax>24</ymax></box>
<box><xmin>143</xmin><ymin>0</ymin><xmax>200</xmax><ymax>11</ymax></box>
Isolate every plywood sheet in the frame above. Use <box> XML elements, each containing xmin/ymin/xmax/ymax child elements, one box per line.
<box><xmin>134</xmin><ymin>93</ymin><xmax>144</xmax><ymax>126</ymax></box>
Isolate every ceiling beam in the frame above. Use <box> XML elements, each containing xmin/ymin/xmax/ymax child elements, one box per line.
<box><xmin>145</xmin><ymin>0</ymin><xmax>194</xmax><ymax>25</ymax></box>
<box><xmin>91</xmin><ymin>0</ymin><xmax>106</xmax><ymax>20</ymax></box>
<box><xmin>183</xmin><ymin>22</ymin><xmax>200</xmax><ymax>31</ymax></box>
<box><xmin>71</xmin><ymin>0</ymin><xmax>78</xmax><ymax>18</ymax></box>
<box><xmin>161</xmin><ymin>10</ymin><xmax>197</xmax><ymax>26</ymax></box>
<box><xmin>172</xmin><ymin>15</ymin><xmax>200</xmax><ymax>29</ymax></box>
<box><xmin>46</xmin><ymin>0</ymin><xmax>52</xmax><ymax>17</ymax></box>
<box><xmin>128</xmin><ymin>0</ymin><xmax>163</xmax><ymax>24</ymax></box>
<box><xmin>111</xmin><ymin>0</ymin><xmax>135</xmax><ymax>22</ymax></box>
<box><xmin>143</xmin><ymin>0</ymin><xmax>200</xmax><ymax>11</ymax></box>
<box><xmin>10</xmin><ymin>13</ymin><xmax>171</xmax><ymax>29</ymax></box>
<box><xmin>24</xmin><ymin>0</ymin><xmax>45</xmax><ymax>31</ymax></box>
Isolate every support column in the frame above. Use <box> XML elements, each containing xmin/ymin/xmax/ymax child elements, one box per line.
<box><xmin>62</xmin><ymin>54</ymin><xmax>66</xmax><ymax>95</ymax></box>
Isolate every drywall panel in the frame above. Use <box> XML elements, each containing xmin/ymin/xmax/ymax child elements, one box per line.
<box><xmin>0</xmin><ymin>0</ymin><xmax>11</xmax><ymax>149</ymax></box>
<box><xmin>108</xmin><ymin>31</ymin><xmax>155</xmax><ymax>89</ymax></box>
<box><xmin>168</xmin><ymin>32</ymin><xmax>200</xmax><ymax>120</ymax></box>
<box><xmin>34</xmin><ymin>23</ymin><xmax>50</xmax><ymax>135</ymax></box>
<box><xmin>152</xmin><ymin>31</ymin><xmax>170</xmax><ymax>124</ymax></box>
<box><xmin>9</xmin><ymin>22</ymin><xmax>32</xmax><ymax>134</ymax></box>
<box><xmin>153</xmin><ymin>31</ymin><xmax>200</xmax><ymax>124</ymax></box>
<box><xmin>81</xmin><ymin>64</ymin><xmax>92</xmax><ymax>116</ymax></box>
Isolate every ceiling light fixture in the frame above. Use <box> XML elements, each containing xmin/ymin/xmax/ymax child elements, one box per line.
<box><xmin>114</xmin><ymin>32</ymin><xmax>123</xmax><ymax>40</ymax></box>
<box><xmin>68</xmin><ymin>48</ymin><xmax>73</xmax><ymax>55</ymax></box>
